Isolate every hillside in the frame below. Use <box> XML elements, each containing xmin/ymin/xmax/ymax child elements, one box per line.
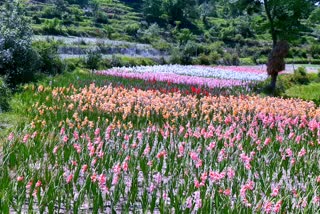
<box><xmin>4</xmin><ymin>0</ymin><xmax>320</xmax><ymax>64</ymax></box>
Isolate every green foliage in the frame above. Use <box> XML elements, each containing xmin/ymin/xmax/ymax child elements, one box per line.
<box><xmin>223</xmin><ymin>53</ymin><xmax>240</xmax><ymax>66</ymax></box>
<box><xmin>239</xmin><ymin>57</ymin><xmax>255</xmax><ymax>65</ymax></box>
<box><xmin>0</xmin><ymin>77</ymin><xmax>10</xmax><ymax>112</ymax></box>
<box><xmin>308</xmin><ymin>7</ymin><xmax>320</xmax><ymax>24</ymax></box>
<box><xmin>0</xmin><ymin>0</ymin><xmax>38</xmax><ymax>88</ymax></box>
<box><xmin>310</xmin><ymin>44</ymin><xmax>320</xmax><ymax>58</ymax></box>
<box><xmin>292</xmin><ymin>67</ymin><xmax>310</xmax><ymax>85</ymax></box>
<box><xmin>285</xmin><ymin>83</ymin><xmax>320</xmax><ymax>105</ymax></box>
<box><xmin>105</xmin><ymin>55</ymin><xmax>154</xmax><ymax>67</ymax></box>
<box><xmin>33</xmin><ymin>41</ymin><xmax>64</xmax><ymax>76</ymax></box>
<box><xmin>124</xmin><ymin>23</ymin><xmax>140</xmax><ymax>36</ymax></box>
<box><xmin>64</xmin><ymin>58</ymin><xmax>85</xmax><ymax>72</ymax></box>
<box><xmin>43</xmin><ymin>18</ymin><xmax>64</xmax><ymax>35</ymax></box>
<box><xmin>86</xmin><ymin>49</ymin><xmax>102</xmax><ymax>71</ymax></box>
<box><xmin>95</xmin><ymin>11</ymin><xmax>108</xmax><ymax>24</ymax></box>
<box><xmin>41</xmin><ymin>5</ymin><xmax>61</xmax><ymax>19</ymax></box>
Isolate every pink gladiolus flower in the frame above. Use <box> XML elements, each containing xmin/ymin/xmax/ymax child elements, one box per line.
<box><xmin>94</xmin><ymin>128</ymin><xmax>100</xmax><ymax>136</ymax></box>
<box><xmin>60</xmin><ymin>127</ymin><xmax>65</xmax><ymax>135</ymax></box>
<box><xmin>81</xmin><ymin>164</ymin><xmax>88</xmax><ymax>173</ymax></box>
<box><xmin>23</xmin><ymin>134</ymin><xmax>30</xmax><ymax>143</ymax></box>
<box><xmin>206</xmin><ymin>141</ymin><xmax>216</xmax><ymax>151</ymax></box>
<box><xmin>227</xmin><ymin>167</ymin><xmax>235</xmax><ymax>180</ymax></box>
<box><xmin>62</xmin><ymin>135</ymin><xmax>68</xmax><ymax>143</ymax></box>
<box><xmin>35</xmin><ymin>180</ymin><xmax>42</xmax><ymax>187</ymax></box>
<box><xmin>143</xmin><ymin>145</ymin><xmax>150</xmax><ymax>156</ymax></box>
<box><xmin>178</xmin><ymin>144</ymin><xmax>184</xmax><ymax>157</ymax></box>
<box><xmin>31</xmin><ymin>131</ymin><xmax>37</xmax><ymax>139</ymax></box>
<box><xmin>113</xmin><ymin>164</ymin><xmax>121</xmax><ymax>174</ymax></box>
<box><xmin>32</xmin><ymin>189</ymin><xmax>38</xmax><ymax>197</ymax></box>
<box><xmin>285</xmin><ymin>148</ymin><xmax>293</xmax><ymax>157</ymax></box>
<box><xmin>264</xmin><ymin>138</ymin><xmax>271</xmax><ymax>146</ymax></box>
<box><xmin>271</xmin><ymin>186</ymin><xmax>280</xmax><ymax>197</ymax></box>
<box><xmin>190</xmin><ymin>151</ymin><xmax>199</xmax><ymax>161</ymax></box>
<box><xmin>194</xmin><ymin>179</ymin><xmax>201</xmax><ymax>188</ymax></box>
<box><xmin>66</xmin><ymin>174</ymin><xmax>73</xmax><ymax>184</ymax></box>
<box><xmin>7</xmin><ymin>132</ymin><xmax>14</xmax><ymax>141</ymax></box>
<box><xmin>273</xmin><ymin>200</ymin><xmax>282</xmax><ymax>213</ymax></box>
<box><xmin>149</xmin><ymin>183</ymin><xmax>156</xmax><ymax>193</ymax></box>
<box><xmin>316</xmin><ymin>176</ymin><xmax>320</xmax><ymax>183</ymax></box>
<box><xmin>124</xmin><ymin>134</ymin><xmax>130</xmax><ymax>141</ymax></box>
<box><xmin>91</xmin><ymin>173</ymin><xmax>97</xmax><ymax>182</ymax></box>
<box><xmin>298</xmin><ymin>147</ymin><xmax>306</xmax><ymax>157</ymax></box>
<box><xmin>112</xmin><ymin>175</ymin><xmax>119</xmax><ymax>185</ymax></box>
<box><xmin>195</xmin><ymin>159</ymin><xmax>203</xmax><ymax>168</ymax></box>
<box><xmin>154</xmin><ymin>173</ymin><xmax>162</xmax><ymax>184</ymax></box>
<box><xmin>264</xmin><ymin>201</ymin><xmax>273</xmax><ymax>213</ymax></box>
<box><xmin>26</xmin><ymin>181</ymin><xmax>33</xmax><ymax>189</ymax></box>
<box><xmin>186</xmin><ymin>197</ymin><xmax>193</xmax><ymax>209</ymax></box>
<box><xmin>122</xmin><ymin>161</ymin><xmax>128</xmax><ymax>171</ymax></box>
<box><xmin>100</xmin><ymin>185</ymin><xmax>109</xmax><ymax>194</ymax></box>
<box><xmin>73</xmin><ymin>131</ymin><xmax>79</xmax><ymax>140</ymax></box>
<box><xmin>156</xmin><ymin>150</ymin><xmax>167</xmax><ymax>159</ymax></box>
<box><xmin>17</xmin><ymin>176</ymin><xmax>24</xmax><ymax>182</ymax></box>
<box><xmin>137</xmin><ymin>132</ymin><xmax>143</xmax><ymax>140</ymax></box>
<box><xmin>53</xmin><ymin>146</ymin><xmax>59</xmax><ymax>154</ymax></box>
<box><xmin>98</xmin><ymin>174</ymin><xmax>107</xmax><ymax>187</ymax></box>
<box><xmin>313</xmin><ymin>196</ymin><xmax>320</xmax><ymax>204</ymax></box>
<box><xmin>224</xmin><ymin>189</ymin><xmax>231</xmax><ymax>196</ymax></box>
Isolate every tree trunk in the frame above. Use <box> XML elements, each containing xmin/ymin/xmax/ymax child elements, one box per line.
<box><xmin>270</xmin><ymin>73</ymin><xmax>278</xmax><ymax>94</ymax></box>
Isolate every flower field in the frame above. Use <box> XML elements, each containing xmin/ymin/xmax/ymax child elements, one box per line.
<box><xmin>1</xmin><ymin>68</ymin><xmax>320</xmax><ymax>213</ymax></box>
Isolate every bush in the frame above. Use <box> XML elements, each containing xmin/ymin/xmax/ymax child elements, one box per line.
<box><xmin>33</xmin><ymin>41</ymin><xmax>64</xmax><ymax>76</ymax></box>
<box><xmin>240</xmin><ymin>57</ymin><xmax>255</xmax><ymax>65</ymax></box>
<box><xmin>86</xmin><ymin>49</ymin><xmax>102</xmax><ymax>72</ymax></box>
<box><xmin>195</xmin><ymin>54</ymin><xmax>210</xmax><ymax>65</ymax></box>
<box><xmin>0</xmin><ymin>77</ymin><xmax>10</xmax><ymax>112</ymax></box>
<box><xmin>170</xmin><ymin>47</ymin><xmax>183</xmax><ymax>64</ymax></box>
<box><xmin>125</xmin><ymin>23</ymin><xmax>140</xmax><ymax>36</ymax></box>
<box><xmin>95</xmin><ymin>11</ymin><xmax>108</xmax><ymax>24</ymax></box>
<box><xmin>43</xmin><ymin>18</ymin><xmax>64</xmax><ymax>35</ymax></box>
<box><xmin>292</xmin><ymin>67</ymin><xmax>310</xmax><ymax>85</ymax></box>
<box><xmin>222</xmin><ymin>53</ymin><xmax>239</xmax><ymax>65</ymax></box>
<box><xmin>64</xmin><ymin>58</ymin><xmax>85</xmax><ymax>72</ymax></box>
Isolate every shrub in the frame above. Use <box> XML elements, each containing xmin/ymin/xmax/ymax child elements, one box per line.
<box><xmin>240</xmin><ymin>57</ymin><xmax>255</xmax><ymax>65</ymax></box>
<box><xmin>208</xmin><ymin>52</ymin><xmax>221</xmax><ymax>65</ymax></box>
<box><xmin>41</xmin><ymin>6</ymin><xmax>61</xmax><ymax>19</ymax></box>
<box><xmin>125</xmin><ymin>24</ymin><xmax>140</xmax><ymax>37</ymax></box>
<box><xmin>223</xmin><ymin>53</ymin><xmax>239</xmax><ymax>65</ymax></box>
<box><xmin>95</xmin><ymin>11</ymin><xmax>108</xmax><ymax>24</ymax></box>
<box><xmin>43</xmin><ymin>18</ymin><xmax>64</xmax><ymax>35</ymax></box>
<box><xmin>33</xmin><ymin>41</ymin><xmax>64</xmax><ymax>76</ymax></box>
<box><xmin>292</xmin><ymin>67</ymin><xmax>310</xmax><ymax>85</ymax></box>
<box><xmin>170</xmin><ymin>47</ymin><xmax>183</xmax><ymax>64</ymax></box>
<box><xmin>310</xmin><ymin>44</ymin><xmax>320</xmax><ymax>58</ymax></box>
<box><xmin>64</xmin><ymin>58</ymin><xmax>85</xmax><ymax>72</ymax></box>
<box><xmin>0</xmin><ymin>77</ymin><xmax>10</xmax><ymax>112</ymax></box>
<box><xmin>86</xmin><ymin>49</ymin><xmax>102</xmax><ymax>72</ymax></box>
<box><xmin>195</xmin><ymin>54</ymin><xmax>210</xmax><ymax>65</ymax></box>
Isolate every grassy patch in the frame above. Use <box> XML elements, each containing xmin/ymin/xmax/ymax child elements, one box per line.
<box><xmin>285</xmin><ymin>82</ymin><xmax>320</xmax><ymax>104</ymax></box>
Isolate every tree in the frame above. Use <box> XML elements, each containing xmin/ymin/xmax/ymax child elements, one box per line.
<box><xmin>0</xmin><ymin>0</ymin><xmax>38</xmax><ymax>88</ymax></box>
<box><xmin>235</xmin><ymin>0</ymin><xmax>317</xmax><ymax>92</ymax></box>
